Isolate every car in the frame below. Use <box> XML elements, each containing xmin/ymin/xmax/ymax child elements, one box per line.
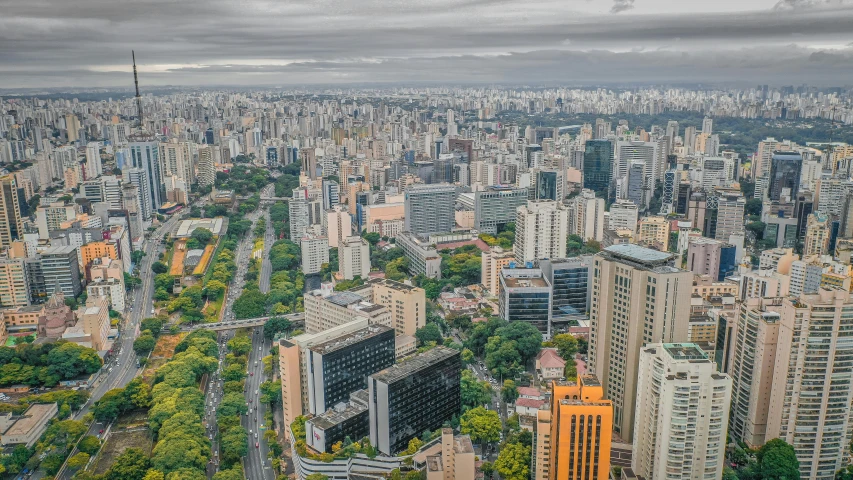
<box><xmin>254</xmin><ymin>432</ymin><xmax>258</xmax><ymax>438</ymax></box>
<box><xmin>99</xmin><ymin>429</ymin><xmax>104</xmax><ymax>434</ymax></box>
<box><xmin>255</xmin><ymin>390</ymin><xmax>259</xmax><ymax>395</ymax></box>
<box><xmin>256</xmin><ymin>442</ymin><xmax>259</xmax><ymax>448</ymax></box>
<box><xmin>250</xmin><ymin>372</ymin><xmax>254</xmax><ymax>376</ymax></box>
<box><xmin>249</xmin><ymin>408</ymin><xmax>253</xmax><ymax>414</ymax></box>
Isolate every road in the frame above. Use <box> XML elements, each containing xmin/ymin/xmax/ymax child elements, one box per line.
<box><xmin>221</xmin><ymin>209</ymin><xmax>263</xmax><ymax>322</ymax></box>
<box><xmin>258</xmin><ymin>189</ymin><xmax>274</xmax><ymax>294</ymax></box>
<box><xmin>49</xmin><ymin>210</ymin><xmax>191</xmax><ymax>480</ymax></box>
<box><xmin>204</xmin><ymin>331</ymin><xmax>233</xmax><ymax>478</ymax></box>
<box><xmin>243</xmin><ymin>331</ymin><xmax>274</xmax><ymax>480</ymax></box>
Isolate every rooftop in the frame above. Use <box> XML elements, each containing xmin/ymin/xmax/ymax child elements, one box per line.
<box><xmin>663</xmin><ymin>343</ymin><xmax>710</xmax><ymax>362</ymax></box>
<box><xmin>370</xmin><ymin>346</ymin><xmax>459</xmax><ymax>384</ymax></box>
<box><xmin>604</xmin><ymin>244</ymin><xmax>674</xmax><ymax>265</ymax></box>
<box><xmin>309</xmin><ymin>325</ymin><xmax>393</xmax><ymax>355</ymax></box>
<box><xmin>3</xmin><ymin>403</ymin><xmax>56</xmax><ymax>436</ymax></box>
<box><xmin>326</xmin><ymin>291</ymin><xmax>364</xmax><ymax>307</ymax></box>
<box><xmin>308</xmin><ymin>399</ymin><xmax>369</xmax><ymax>431</ymax></box>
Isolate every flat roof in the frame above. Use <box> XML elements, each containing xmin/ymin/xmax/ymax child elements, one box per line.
<box><xmin>327</xmin><ymin>291</ymin><xmax>365</xmax><ymax>307</ymax></box>
<box><xmin>4</xmin><ymin>403</ymin><xmax>56</xmax><ymax>436</ymax></box>
<box><xmin>370</xmin><ymin>346</ymin><xmax>459</xmax><ymax>384</ymax></box>
<box><xmin>663</xmin><ymin>343</ymin><xmax>710</xmax><ymax>362</ymax></box>
<box><xmin>503</xmin><ymin>276</ymin><xmax>548</xmax><ymax>288</ymax></box>
<box><xmin>309</xmin><ymin>325</ymin><xmax>393</xmax><ymax>355</ymax></box>
<box><xmin>604</xmin><ymin>244</ymin><xmax>673</xmax><ymax>264</ymax></box>
<box><xmin>309</xmin><ymin>400</ymin><xmax>368</xmax><ymax>431</ymax></box>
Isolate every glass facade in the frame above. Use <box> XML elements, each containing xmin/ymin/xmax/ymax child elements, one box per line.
<box><xmin>536</xmin><ymin>170</ymin><xmax>558</xmax><ymax>201</ymax></box>
<box><xmin>583</xmin><ymin>140</ymin><xmax>613</xmax><ymax>201</ymax></box>
<box><xmin>315</xmin><ymin>328</ymin><xmax>395</xmax><ymax>411</ymax></box>
<box><xmin>505</xmin><ymin>291</ymin><xmax>551</xmax><ymax>332</ymax></box>
<box><xmin>769</xmin><ymin>152</ymin><xmax>802</xmax><ymax>201</ymax></box>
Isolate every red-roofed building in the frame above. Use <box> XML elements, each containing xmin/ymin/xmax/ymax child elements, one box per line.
<box><xmin>517</xmin><ymin>386</ymin><xmax>544</xmax><ymax>400</ymax></box>
<box><xmin>515</xmin><ymin>397</ymin><xmax>547</xmax><ymax>416</ymax></box>
<box><xmin>536</xmin><ymin>348</ymin><xmax>566</xmax><ymax>381</ymax></box>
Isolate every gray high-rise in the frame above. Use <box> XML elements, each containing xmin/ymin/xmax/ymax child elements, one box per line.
<box><xmin>769</xmin><ymin>151</ymin><xmax>802</xmax><ymax>201</ymax></box>
<box><xmin>129</xmin><ymin>142</ymin><xmax>164</xmax><ymax>210</ymax></box>
<box><xmin>474</xmin><ymin>186</ymin><xmax>528</xmax><ymax>234</ymax></box>
<box><xmin>404</xmin><ymin>184</ymin><xmax>455</xmax><ymax>236</ymax></box>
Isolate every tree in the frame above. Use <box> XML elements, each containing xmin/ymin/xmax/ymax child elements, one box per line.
<box><xmin>134</xmin><ymin>332</ymin><xmax>157</xmax><ymax>354</ymax></box>
<box><xmin>152</xmin><ymin>261</ymin><xmax>169</xmax><ymax>274</ymax></box>
<box><xmin>756</xmin><ymin>439</ymin><xmax>799</xmax><ymax>480</ymax></box>
<box><xmin>140</xmin><ymin>318</ymin><xmax>166</xmax><ymax>337</ymax></box>
<box><xmin>481</xmin><ymin>461</ymin><xmax>494</xmax><ymax>480</ymax></box>
<box><xmin>362</xmin><ymin>232</ymin><xmax>381</xmax><ymax>246</ymax></box>
<box><xmin>232</xmin><ymin>289</ymin><xmax>267</xmax><ymax>319</ymax></box>
<box><xmin>461</xmin><ymin>370</ymin><xmax>492</xmax><ymax>410</ymax></box>
<box><xmin>305</xmin><ymin>474</ymin><xmax>329</xmax><ymax>480</ymax></box>
<box><xmin>105</xmin><ymin>448</ymin><xmax>151</xmax><ymax>480</ymax></box>
<box><xmin>191</xmin><ymin>228</ymin><xmax>214</xmax><ymax>246</ymax></box>
<box><xmin>213</xmin><ymin>468</ymin><xmax>245</xmax><ymax>480</ymax></box>
<box><xmin>93</xmin><ymin>388</ymin><xmax>129</xmax><ymax>421</ymax></box>
<box><xmin>227</xmin><ymin>335</ymin><xmax>252</xmax><ymax>356</ymax></box>
<box><xmin>550</xmin><ymin>333</ymin><xmax>578</xmax><ymax>362</ymax></box>
<box><xmin>78</xmin><ymin>435</ymin><xmax>101</xmax><ymax>455</ymax></box>
<box><xmin>415</xmin><ymin>323</ymin><xmax>443</xmax><ymax>346</ymax></box>
<box><xmin>746</xmin><ymin>221</ymin><xmax>766</xmax><ymax>238</ymax></box>
<box><xmin>501</xmin><ymin>380</ymin><xmax>519</xmax><ymax>404</ymax></box>
<box><xmin>263</xmin><ymin>316</ymin><xmax>292</xmax><ymax>340</ymax></box>
<box><xmin>745</xmin><ymin>198</ymin><xmax>763</xmax><ymax>216</ymax></box>
<box><xmin>205</xmin><ymin>280</ymin><xmax>227</xmax><ymax>299</ymax></box>
<box><xmin>68</xmin><ymin>452</ymin><xmax>90</xmax><ymax>470</ymax></box>
<box><xmin>220</xmin><ymin>427</ymin><xmax>248</xmax><ymax>466</ymax></box>
<box><xmin>494</xmin><ymin>442</ymin><xmax>531</xmax><ymax>480</ymax></box>
<box><xmin>460</xmin><ymin>407</ymin><xmax>501</xmax><ymax>445</ymax></box>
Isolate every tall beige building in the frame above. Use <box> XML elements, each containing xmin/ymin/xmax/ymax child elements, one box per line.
<box><xmin>633</xmin><ymin>343</ymin><xmax>731</xmax><ymax>480</ymax></box>
<box><xmin>481</xmin><ymin>246</ymin><xmax>515</xmax><ymax>296</ymax></box>
<box><xmin>196</xmin><ymin>146</ymin><xmax>216</xmax><ymax>187</ymax></box>
<box><xmin>637</xmin><ymin>216</ymin><xmax>669</xmax><ymax>251</ymax></box>
<box><xmin>350</xmin><ymin>278</ymin><xmax>426</xmax><ymax>337</ymax></box>
<box><xmin>728</xmin><ymin>297</ymin><xmax>781</xmax><ymax>447</ymax></box>
<box><xmin>566</xmin><ymin>188</ymin><xmax>605</xmax><ymax>242</ymax></box>
<box><xmin>340</xmin><ymin>235</ymin><xmax>370</xmax><ymax>280</ymax></box>
<box><xmin>767</xmin><ymin>289</ymin><xmax>853</xmax><ymax>480</ymax></box>
<box><xmin>514</xmin><ymin>200</ymin><xmax>568</xmax><ymax>264</ymax></box>
<box><xmin>804</xmin><ymin>213</ymin><xmax>830</xmax><ymax>257</ymax></box>
<box><xmin>325</xmin><ymin>206</ymin><xmax>352</xmax><ymax>248</ymax></box>
<box><xmin>0</xmin><ymin>176</ymin><xmax>23</xmax><ymax>248</ymax></box>
<box><xmin>588</xmin><ymin>244</ymin><xmax>693</xmax><ymax>439</ymax></box>
<box><xmin>0</xmin><ymin>258</ymin><xmax>30</xmax><ymax>307</ymax></box>
<box><xmin>80</xmin><ymin>296</ymin><xmax>111</xmax><ymax>351</ymax></box>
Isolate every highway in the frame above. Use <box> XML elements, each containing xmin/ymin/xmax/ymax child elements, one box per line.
<box><xmin>50</xmin><ymin>209</ymin><xmax>190</xmax><ymax>480</ymax></box>
<box><xmin>243</xmin><ymin>331</ymin><xmax>274</xmax><ymax>480</ymax></box>
<box><xmin>258</xmin><ymin>186</ymin><xmax>274</xmax><ymax>294</ymax></box>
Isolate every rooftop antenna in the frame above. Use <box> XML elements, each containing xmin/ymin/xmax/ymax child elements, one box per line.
<box><xmin>132</xmin><ymin>50</ymin><xmax>143</xmax><ymax>127</ymax></box>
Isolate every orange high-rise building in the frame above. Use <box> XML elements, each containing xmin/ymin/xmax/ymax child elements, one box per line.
<box><xmin>539</xmin><ymin>375</ymin><xmax>612</xmax><ymax>480</ymax></box>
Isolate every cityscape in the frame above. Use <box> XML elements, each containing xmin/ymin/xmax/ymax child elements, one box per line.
<box><xmin>1</xmin><ymin>1</ymin><xmax>853</xmax><ymax>480</ymax></box>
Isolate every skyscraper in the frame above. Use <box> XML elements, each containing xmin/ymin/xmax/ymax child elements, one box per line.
<box><xmin>473</xmin><ymin>186</ymin><xmax>528</xmax><ymax>235</ymax></box>
<box><xmin>534</xmin><ymin>169</ymin><xmax>564</xmax><ymax>201</ymax></box>
<box><xmin>404</xmin><ymin>184</ymin><xmax>456</xmax><ymax>236</ymax></box>
<box><xmin>566</xmin><ymin>189</ymin><xmax>605</xmax><ymax>242</ymax></box>
<box><xmin>588</xmin><ymin>244</ymin><xmax>693</xmax><ymax>438</ymax></box>
<box><xmin>582</xmin><ymin>140</ymin><xmax>613</xmax><ymax>201</ymax></box>
<box><xmin>632</xmin><ymin>343</ymin><xmax>731</xmax><ymax>480</ymax></box>
<box><xmin>129</xmin><ymin>142</ymin><xmax>164</xmax><ymax>209</ymax></box>
<box><xmin>340</xmin><ymin>236</ymin><xmax>370</xmax><ymax>280</ymax></box>
<box><xmin>769</xmin><ymin>151</ymin><xmax>802</xmax><ymax>201</ymax></box>
<box><xmin>196</xmin><ymin>146</ymin><xmax>215</xmax><ymax>187</ymax></box>
<box><xmin>537</xmin><ymin>375</ymin><xmax>613</xmax><ymax>480</ymax></box>
<box><xmin>124</xmin><ymin>168</ymin><xmax>153</xmax><ymax>221</ymax></box>
<box><xmin>0</xmin><ymin>176</ymin><xmax>23</xmax><ymax>248</ymax></box>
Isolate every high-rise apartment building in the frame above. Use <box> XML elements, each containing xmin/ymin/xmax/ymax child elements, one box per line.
<box><xmin>404</xmin><ymin>184</ymin><xmax>456</xmax><ymax>236</ymax></box>
<box><xmin>714</xmin><ymin>192</ymin><xmax>746</xmax><ymax>242</ymax></box>
<box><xmin>804</xmin><ymin>213</ymin><xmax>830</xmax><ymax>256</ymax></box>
<box><xmin>0</xmin><ymin>258</ymin><xmax>31</xmax><ymax>307</ymax></box>
<box><xmin>481</xmin><ymin>246</ymin><xmax>516</xmax><ymax>297</ymax></box>
<box><xmin>124</xmin><ymin>168</ymin><xmax>153</xmax><ymax>221</ymax></box>
<box><xmin>474</xmin><ymin>187</ymin><xmax>528</xmax><ymax>235</ymax></box>
<box><xmin>340</xmin><ymin>236</ymin><xmax>370</xmax><ymax>280</ymax></box>
<box><xmin>728</xmin><ymin>297</ymin><xmax>781</xmax><ymax>447</ymax></box>
<box><xmin>0</xmin><ymin>176</ymin><xmax>23</xmax><ymax>248</ymax></box>
<box><xmin>514</xmin><ymin>201</ymin><xmax>568</xmax><ymax>264</ymax></box>
<box><xmin>499</xmin><ymin>268</ymin><xmax>553</xmax><ymax>335</ymax></box>
<box><xmin>767</xmin><ymin>289</ymin><xmax>853</xmax><ymax>480</ymax></box>
<box><xmin>632</xmin><ymin>343</ymin><xmax>731</xmax><ymax>480</ymax></box>
<box><xmin>84</xmin><ymin>142</ymin><xmax>102</xmax><ymax>179</ymax></box>
<box><xmin>536</xmin><ymin>375</ymin><xmax>613</xmax><ymax>480</ymax></box>
<box><xmin>349</xmin><ymin>278</ymin><xmax>426</xmax><ymax>337</ymax></box>
<box><xmin>325</xmin><ymin>206</ymin><xmax>352</xmax><ymax>249</ymax></box>
<box><xmin>566</xmin><ymin>189</ymin><xmax>605</xmax><ymax>242</ymax></box>
<box><xmin>39</xmin><ymin>246</ymin><xmax>82</xmax><ymax>298</ymax></box>
<box><xmin>589</xmin><ymin>244</ymin><xmax>693</xmax><ymax>438</ymax></box>
<box><xmin>368</xmin><ymin>346</ymin><xmax>461</xmax><ymax>455</ymax></box>
<box><xmin>300</xmin><ymin>236</ymin><xmax>329</xmax><ymax>276</ymax></box>
<box><xmin>196</xmin><ymin>146</ymin><xmax>215</xmax><ymax>187</ymax></box>
<box><xmin>637</xmin><ymin>216</ymin><xmax>670</xmax><ymax>251</ymax></box>
<box><xmin>608</xmin><ymin>200</ymin><xmax>639</xmax><ymax>234</ymax></box>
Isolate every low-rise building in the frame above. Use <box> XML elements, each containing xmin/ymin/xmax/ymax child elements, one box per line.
<box><xmin>0</xmin><ymin>403</ymin><xmax>58</xmax><ymax>448</ymax></box>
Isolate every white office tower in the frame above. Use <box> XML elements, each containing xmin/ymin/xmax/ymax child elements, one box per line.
<box><xmin>300</xmin><ymin>236</ymin><xmax>329</xmax><ymax>276</ymax></box>
<box><xmin>322</xmin><ymin>179</ymin><xmax>340</xmax><ymax>210</ymax></box>
<box><xmin>326</xmin><ymin>206</ymin><xmax>352</xmax><ymax>249</ymax></box>
<box><xmin>616</xmin><ymin>140</ymin><xmax>661</xmax><ymax>193</ymax></box>
<box><xmin>84</xmin><ymin>142</ymin><xmax>102</xmax><ymax>179</ymax></box>
<box><xmin>633</xmin><ymin>343</ymin><xmax>731</xmax><ymax>480</ymax></box>
<box><xmin>340</xmin><ymin>236</ymin><xmax>370</xmax><ymax>280</ymax></box>
<box><xmin>566</xmin><ymin>189</ymin><xmax>605</xmax><ymax>242</ymax></box>
<box><xmin>702</xmin><ymin>117</ymin><xmax>713</xmax><ymax>135</ymax></box>
<box><xmin>608</xmin><ymin>200</ymin><xmax>639</xmax><ymax>234</ymax></box>
<box><xmin>124</xmin><ymin>168</ymin><xmax>153</xmax><ymax>221</ymax></box>
<box><xmin>589</xmin><ymin>245</ymin><xmax>693</xmax><ymax>439</ymax></box>
<box><xmin>102</xmin><ymin>176</ymin><xmax>123</xmax><ymax>209</ymax></box>
<box><xmin>197</xmin><ymin>146</ymin><xmax>215</xmax><ymax>187</ymax></box>
<box><xmin>513</xmin><ymin>200</ymin><xmax>568</xmax><ymax>265</ymax></box>
<box><xmin>129</xmin><ymin>142</ymin><xmax>164</xmax><ymax>210</ymax></box>
<box><xmin>766</xmin><ymin>289</ymin><xmax>853</xmax><ymax>480</ymax></box>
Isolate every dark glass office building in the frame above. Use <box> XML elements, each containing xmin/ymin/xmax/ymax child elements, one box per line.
<box><xmin>536</xmin><ymin>170</ymin><xmax>559</xmax><ymax>201</ymax></box>
<box><xmin>769</xmin><ymin>151</ymin><xmax>802</xmax><ymax>201</ymax></box>
<box><xmin>306</xmin><ymin>325</ymin><xmax>396</xmax><ymax>415</ymax></box>
<box><xmin>718</xmin><ymin>244</ymin><xmax>737</xmax><ymax>281</ymax></box>
<box><xmin>498</xmin><ymin>268</ymin><xmax>553</xmax><ymax>335</ymax></box>
<box><xmin>540</xmin><ymin>258</ymin><xmax>592</xmax><ymax>328</ymax></box>
<box><xmin>583</xmin><ymin>139</ymin><xmax>613</xmax><ymax>201</ymax></box>
<box><xmin>368</xmin><ymin>346</ymin><xmax>461</xmax><ymax>455</ymax></box>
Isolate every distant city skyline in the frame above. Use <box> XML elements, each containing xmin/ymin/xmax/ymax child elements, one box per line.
<box><xmin>1</xmin><ymin>0</ymin><xmax>852</xmax><ymax>88</ymax></box>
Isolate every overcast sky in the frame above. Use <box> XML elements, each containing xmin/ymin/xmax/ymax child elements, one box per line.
<box><xmin>1</xmin><ymin>0</ymin><xmax>852</xmax><ymax>89</ymax></box>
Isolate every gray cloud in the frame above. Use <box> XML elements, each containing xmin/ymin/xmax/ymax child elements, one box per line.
<box><xmin>611</xmin><ymin>0</ymin><xmax>636</xmax><ymax>13</ymax></box>
<box><xmin>773</xmin><ymin>0</ymin><xmax>853</xmax><ymax>9</ymax></box>
<box><xmin>0</xmin><ymin>0</ymin><xmax>852</xmax><ymax>88</ymax></box>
